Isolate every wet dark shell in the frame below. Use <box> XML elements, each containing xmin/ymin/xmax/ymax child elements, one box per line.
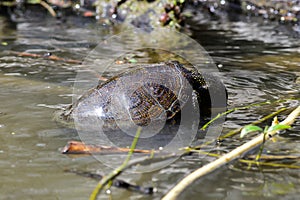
<box><xmin>60</xmin><ymin>61</ymin><xmax>213</xmax><ymax>129</ymax></box>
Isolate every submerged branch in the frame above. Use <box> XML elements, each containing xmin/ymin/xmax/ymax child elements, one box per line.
<box><xmin>65</xmin><ymin>169</ymin><xmax>154</xmax><ymax>194</ymax></box>
<box><xmin>62</xmin><ymin>140</ymin><xmax>152</xmax><ymax>154</ymax></box>
<box><xmin>8</xmin><ymin>51</ymin><xmax>82</xmax><ymax>64</ymax></box>
<box><xmin>190</xmin><ymin>149</ymin><xmax>300</xmax><ymax>169</ymax></box>
<box><xmin>238</xmin><ymin>159</ymin><xmax>300</xmax><ymax>169</ymax></box>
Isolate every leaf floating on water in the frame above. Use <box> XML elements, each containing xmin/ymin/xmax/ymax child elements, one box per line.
<box><xmin>240</xmin><ymin>125</ymin><xmax>263</xmax><ymax>138</ymax></box>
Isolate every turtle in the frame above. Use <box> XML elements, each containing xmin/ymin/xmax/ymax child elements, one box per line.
<box><xmin>58</xmin><ymin>61</ymin><xmax>226</xmax><ymax>131</ymax></box>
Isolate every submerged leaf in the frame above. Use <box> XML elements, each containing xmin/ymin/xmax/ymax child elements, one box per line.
<box><xmin>128</xmin><ymin>58</ymin><xmax>137</xmax><ymax>63</ymax></box>
<box><xmin>240</xmin><ymin>125</ymin><xmax>263</xmax><ymax>138</ymax></box>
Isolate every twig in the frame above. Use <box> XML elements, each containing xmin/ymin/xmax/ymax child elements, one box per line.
<box><xmin>8</xmin><ymin>51</ymin><xmax>82</xmax><ymax>64</ymax></box>
<box><xmin>162</xmin><ymin>106</ymin><xmax>300</xmax><ymax>200</ymax></box>
<box><xmin>0</xmin><ymin>1</ymin><xmax>16</xmax><ymax>6</ymax></box>
<box><xmin>8</xmin><ymin>51</ymin><xmax>108</xmax><ymax>82</ymax></box>
<box><xmin>246</xmin><ymin>154</ymin><xmax>300</xmax><ymax>160</ymax></box>
<box><xmin>238</xmin><ymin>159</ymin><xmax>300</xmax><ymax>169</ymax></box>
<box><xmin>89</xmin><ymin>127</ymin><xmax>142</xmax><ymax>200</ymax></box>
<box><xmin>40</xmin><ymin>0</ymin><xmax>56</xmax><ymax>17</ymax></box>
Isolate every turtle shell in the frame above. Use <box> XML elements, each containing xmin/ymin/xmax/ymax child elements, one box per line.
<box><xmin>61</xmin><ymin>61</ymin><xmax>210</xmax><ymax>129</ymax></box>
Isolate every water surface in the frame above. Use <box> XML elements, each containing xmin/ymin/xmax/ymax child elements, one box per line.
<box><xmin>0</xmin><ymin>12</ymin><xmax>299</xmax><ymax>200</ymax></box>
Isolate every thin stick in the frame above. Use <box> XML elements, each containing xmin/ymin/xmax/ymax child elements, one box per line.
<box><xmin>200</xmin><ymin>101</ymin><xmax>274</xmax><ymax>131</ymax></box>
<box><xmin>66</xmin><ymin>169</ymin><xmax>154</xmax><ymax>194</ymax></box>
<box><xmin>9</xmin><ymin>51</ymin><xmax>82</xmax><ymax>64</ymax></box>
<box><xmin>238</xmin><ymin>159</ymin><xmax>300</xmax><ymax>169</ymax></box>
<box><xmin>8</xmin><ymin>51</ymin><xmax>108</xmax><ymax>82</ymax></box>
<box><xmin>40</xmin><ymin>1</ymin><xmax>57</xmax><ymax>17</ymax></box>
<box><xmin>162</xmin><ymin>106</ymin><xmax>300</xmax><ymax>200</ymax></box>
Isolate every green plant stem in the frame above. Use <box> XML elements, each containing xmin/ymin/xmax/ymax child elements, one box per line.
<box><xmin>255</xmin><ymin>131</ymin><xmax>267</xmax><ymax>162</ymax></box>
<box><xmin>201</xmin><ymin>100</ymin><xmax>274</xmax><ymax>131</ymax></box>
<box><xmin>89</xmin><ymin>127</ymin><xmax>142</xmax><ymax>200</ymax></box>
<box><xmin>201</xmin><ymin>98</ymin><xmax>299</xmax><ymax>132</ymax></box>
<box><xmin>220</xmin><ymin>107</ymin><xmax>287</xmax><ymax>140</ymax></box>
<box><xmin>191</xmin><ymin>107</ymin><xmax>287</xmax><ymax>150</ymax></box>
<box><xmin>238</xmin><ymin>159</ymin><xmax>300</xmax><ymax>169</ymax></box>
<box><xmin>0</xmin><ymin>1</ymin><xmax>16</xmax><ymax>6</ymax></box>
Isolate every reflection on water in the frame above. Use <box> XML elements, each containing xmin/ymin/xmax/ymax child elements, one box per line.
<box><xmin>0</xmin><ymin>11</ymin><xmax>299</xmax><ymax>200</ymax></box>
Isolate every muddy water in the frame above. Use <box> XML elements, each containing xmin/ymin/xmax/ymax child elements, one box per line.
<box><xmin>0</xmin><ymin>12</ymin><xmax>299</xmax><ymax>200</ymax></box>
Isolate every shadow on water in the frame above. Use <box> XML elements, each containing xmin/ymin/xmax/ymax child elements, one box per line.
<box><xmin>0</xmin><ymin>9</ymin><xmax>299</xmax><ymax>200</ymax></box>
